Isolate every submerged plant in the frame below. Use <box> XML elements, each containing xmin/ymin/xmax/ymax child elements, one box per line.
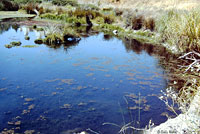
<box><xmin>4</xmin><ymin>44</ymin><xmax>12</xmax><ymax>48</ymax></box>
<box><xmin>25</xmin><ymin>36</ymin><xmax>30</xmax><ymax>40</ymax></box>
<box><xmin>34</xmin><ymin>38</ymin><xmax>43</xmax><ymax>44</ymax></box>
<box><xmin>22</xmin><ymin>45</ymin><xmax>38</xmax><ymax>48</ymax></box>
<box><xmin>11</xmin><ymin>41</ymin><xmax>22</xmax><ymax>46</ymax></box>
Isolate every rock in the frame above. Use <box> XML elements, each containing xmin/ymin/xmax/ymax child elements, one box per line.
<box><xmin>113</xmin><ymin>30</ymin><xmax>118</xmax><ymax>35</ymax></box>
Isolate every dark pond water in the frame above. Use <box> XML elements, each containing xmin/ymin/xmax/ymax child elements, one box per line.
<box><xmin>0</xmin><ymin>22</ymin><xmax>172</xmax><ymax>134</ymax></box>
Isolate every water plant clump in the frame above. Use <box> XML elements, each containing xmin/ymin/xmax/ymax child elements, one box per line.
<box><xmin>25</xmin><ymin>36</ymin><xmax>30</xmax><ymax>40</ymax></box>
<box><xmin>36</xmin><ymin>27</ymin><xmax>44</xmax><ymax>31</ymax></box>
<box><xmin>33</xmin><ymin>25</ymin><xmax>37</xmax><ymax>29</ymax></box>
<box><xmin>4</xmin><ymin>44</ymin><xmax>12</xmax><ymax>48</ymax></box>
<box><xmin>22</xmin><ymin>45</ymin><xmax>38</xmax><ymax>48</ymax></box>
<box><xmin>11</xmin><ymin>41</ymin><xmax>22</xmax><ymax>46</ymax></box>
<box><xmin>43</xmin><ymin>34</ymin><xmax>63</xmax><ymax>45</ymax></box>
<box><xmin>34</xmin><ymin>38</ymin><xmax>43</xmax><ymax>44</ymax></box>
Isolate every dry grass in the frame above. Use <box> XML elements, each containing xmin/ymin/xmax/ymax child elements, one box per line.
<box><xmin>77</xmin><ymin>0</ymin><xmax>199</xmax><ymax>18</ymax></box>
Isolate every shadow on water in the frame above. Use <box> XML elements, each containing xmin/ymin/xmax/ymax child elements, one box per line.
<box><xmin>0</xmin><ymin>20</ymin><xmax>179</xmax><ymax>134</ymax></box>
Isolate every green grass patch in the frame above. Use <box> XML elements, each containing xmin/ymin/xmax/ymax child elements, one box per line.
<box><xmin>11</xmin><ymin>41</ymin><xmax>22</xmax><ymax>46</ymax></box>
<box><xmin>22</xmin><ymin>45</ymin><xmax>38</xmax><ymax>48</ymax></box>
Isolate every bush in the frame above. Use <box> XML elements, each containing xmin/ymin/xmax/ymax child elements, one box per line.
<box><xmin>144</xmin><ymin>17</ymin><xmax>155</xmax><ymax>31</ymax></box>
<box><xmin>0</xmin><ymin>0</ymin><xmax>19</xmax><ymax>11</ymax></box>
<box><xmin>23</xmin><ymin>3</ymin><xmax>39</xmax><ymax>14</ymax></box>
<box><xmin>132</xmin><ymin>15</ymin><xmax>144</xmax><ymax>30</ymax></box>
<box><xmin>114</xmin><ymin>8</ymin><xmax>123</xmax><ymax>16</ymax></box>
<box><xmin>103</xmin><ymin>15</ymin><xmax>115</xmax><ymax>24</ymax></box>
<box><xmin>52</xmin><ymin>0</ymin><xmax>79</xmax><ymax>7</ymax></box>
<box><xmin>72</xmin><ymin>9</ymin><xmax>102</xmax><ymax>19</ymax></box>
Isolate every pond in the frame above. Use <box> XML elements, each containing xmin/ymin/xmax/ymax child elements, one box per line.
<box><xmin>0</xmin><ymin>20</ymin><xmax>173</xmax><ymax>134</ymax></box>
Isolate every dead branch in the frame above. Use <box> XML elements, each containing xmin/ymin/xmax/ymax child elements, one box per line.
<box><xmin>178</xmin><ymin>51</ymin><xmax>200</xmax><ymax>72</ymax></box>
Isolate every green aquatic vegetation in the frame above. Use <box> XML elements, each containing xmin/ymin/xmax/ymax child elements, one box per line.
<box><xmin>72</xmin><ymin>9</ymin><xmax>102</xmax><ymax>19</ymax></box>
<box><xmin>22</xmin><ymin>45</ymin><xmax>38</xmax><ymax>48</ymax></box>
<box><xmin>33</xmin><ymin>25</ymin><xmax>37</xmax><ymax>29</ymax></box>
<box><xmin>25</xmin><ymin>36</ymin><xmax>30</xmax><ymax>40</ymax></box>
<box><xmin>103</xmin><ymin>15</ymin><xmax>115</xmax><ymax>24</ymax></box>
<box><xmin>4</xmin><ymin>44</ymin><xmax>12</xmax><ymax>48</ymax></box>
<box><xmin>40</xmin><ymin>13</ymin><xmax>59</xmax><ymax>20</ymax></box>
<box><xmin>11</xmin><ymin>41</ymin><xmax>21</xmax><ymax>46</ymax></box>
<box><xmin>34</xmin><ymin>38</ymin><xmax>43</xmax><ymax>44</ymax></box>
<box><xmin>65</xmin><ymin>16</ymin><xmax>86</xmax><ymax>25</ymax></box>
<box><xmin>41</xmin><ymin>13</ymin><xmax>69</xmax><ymax>22</ymax></box>
<box><xmin>43</xmin><ymin>34</ymin><xmax>63</xmax><ymax>45</ymax></box>
<box><xmin>93</xmin><ymin>16</ymin><xmax>104</xmax><ymax>24</ymax></box>
<box><xmin>99</xmin><ymin>24</ymin><xmax>125</xmax><ymax>33</ymax></box>
<box><xmin>36</xmin><ymin>27</ymin><xmax>44</xmax><ymax>31</ymax></box>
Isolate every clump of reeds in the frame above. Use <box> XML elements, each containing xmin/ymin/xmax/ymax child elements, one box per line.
<box><xmin>156</xmin><ymin>8</ymin><xmax>200</xmax><ymax>52</ymax></box>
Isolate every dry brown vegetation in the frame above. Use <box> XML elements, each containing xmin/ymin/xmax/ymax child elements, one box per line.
<box><xmin>77</xmin><ymin>0</ymin><xmax>199</xmax><ymax>17</ymax></box>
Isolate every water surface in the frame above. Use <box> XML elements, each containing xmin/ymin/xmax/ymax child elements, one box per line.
<box><xmin>0</xmin><ymin>23</ymin><xmax>171</xmax><ymax>134</ymax></box>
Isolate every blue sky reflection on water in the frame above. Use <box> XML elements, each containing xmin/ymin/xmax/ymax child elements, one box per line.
<box><xmin>0</xmin><ymin>24</ymin><xmax>171</xmax><ymax>134</ymax></box>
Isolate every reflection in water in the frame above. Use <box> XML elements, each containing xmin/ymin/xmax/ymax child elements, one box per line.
<box><xmin>0</xmin><ymin>22</ymin><xmax>173</xmax><ymax>134</ymax></box>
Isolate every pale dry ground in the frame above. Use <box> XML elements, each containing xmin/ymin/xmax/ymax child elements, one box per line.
<box><xmin>77</xmin><ymin>0</ymin><xmax>200</xmax><ymax>17</ymax></box>
<box><xmin>148</xmin><ymin>89</ymin><xmax>200</xmax><ymax>134</ymax></box>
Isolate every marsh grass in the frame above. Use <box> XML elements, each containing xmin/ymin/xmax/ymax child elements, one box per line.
<box><xmin>156</xmin><ymin>8</ymin><xmax>200</xmax><ymax>52</ymax></box>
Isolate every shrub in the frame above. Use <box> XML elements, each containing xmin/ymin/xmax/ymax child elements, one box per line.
<box><xmin>72</xmin><ymin>9</ymin><xmax>102</xmax><ymax>19</ymax></box>
<box><xmin>103</xmin><ymin>15</ymin><xmax>115</xmax><ymax>24</ymax></box>
<box><xmin>143</xmin><ymin>17</ymin><xmax>155</xmax><ymax>31</ymax></box>
<box><xmin>52</xmin><ymin>0</ymin><xmax>79</xmax><ymax>7</ymax></box>
<box><xmin>114</xmin><ymin>8</ymin><xmax>123</xmax><ymax>16</ymax></box>
<box><xmin>132</xmin><ymin>15</ymin><xmax>144</xmax><ymax>30</ymax></box>
<box><xmin>0</xmin><ymin>0</ymin><xmax>19</xmax><ymax>11</ymax></box>
<box><xmin>24</xmin><ymin>3</ymin><xmax>39</xmax><ymax>14</ymax></box>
